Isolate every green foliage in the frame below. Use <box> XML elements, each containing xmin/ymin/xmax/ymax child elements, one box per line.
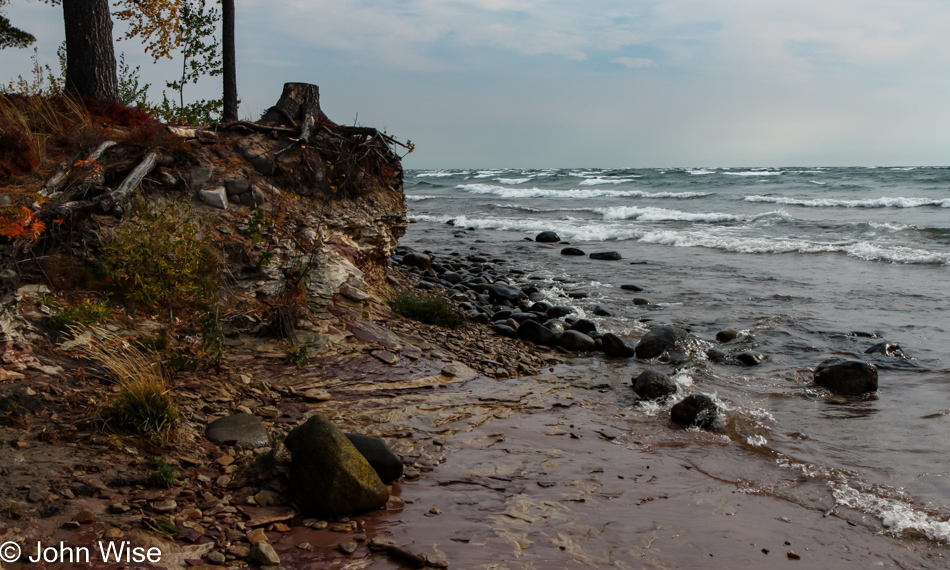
<box><xmin>117</xmin><ymin>52</ymin><xmax>151</xmax><ymax>109</ymax></box>
<box><xmin>0</xmin><ymin>1</ymin><xmax>35</xmax><ymax>50</ymax></box>
<box><xmin>146</xmin><ymin>456</ymin><xmax>178</xmax><ymax>489</ymax></box>
<box><xmin>147</xmin><ymin>0</ymin><xmax>222</xmax><ymax>124</ymax></box>
<box><xmin>49</xmin><ymin>298</ymin><xmax>112</xmax><ymax>328</ymax></box>
<box><xmin>391</xmin><ymin>293</ymin><xmax>465</xmax><ymax>328</ymax></box>
<box><xmin>247</xmin><ymin>205</ymin><xmax>271</xmax><ymax>243</ymax></box>
<box><xmin>97</xmin><ymin>201</ymin><xmax>218</xmax><ymax>321</ymax></box>
<box><xmin>3</xmin><ymin>46</ymin><xmax>62</xmax><ymax>96</ymax></box>
<box><xmin>285</xmin><ymin>344</ymin><xmax>309</xmax><ymax>369</ymax></box>
<box><xmin>199</xmin><ymin>302</ymin><xmax>224</xmax><ymax>362</ymax></box>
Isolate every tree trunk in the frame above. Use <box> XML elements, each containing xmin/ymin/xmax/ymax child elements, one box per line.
<box><xmin>63</xmin><ymin>0</ymin><xmax>119</xmax><ymax>102</ymax></box>
<box><xmin>260</xmin><ymin>82</ymin><xmax>331</xmax><ymax>127</ymax></box>
<box><xmin>221</xmin><ymin>0</ymin><xmax>238</xmax><ymax>121</ymax></box>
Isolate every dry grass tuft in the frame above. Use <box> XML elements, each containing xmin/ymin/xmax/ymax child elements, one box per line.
<box><xmin>75</xmin><ymin>326</ymin><xmax>178</xmax><ymax>441</ymax></box>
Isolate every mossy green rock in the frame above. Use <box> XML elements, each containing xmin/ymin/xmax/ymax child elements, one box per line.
<box><xmin>284</xmin><ymin>415</ymin><xmax>389</xmax><ymax>515</ymax></box>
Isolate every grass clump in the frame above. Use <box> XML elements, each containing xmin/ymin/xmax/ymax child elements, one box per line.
<box><xmin>391</xmin><ymin>292</ymin><xmax>465</xmax><ymax>328</ymax></box>
<box><xmin>49</xmin><ymin>298</ymin><xmax>112</xmax><ymax>328</ymax></box>
<box><xmin>146</xmin><ymin>457</ymin><xmax>178</xmax><ymax>489</ymax></box>
<box><xmin>80</xmin><ymin>327</ymin><xmax>178</xmax><ymax>441</ymax></box>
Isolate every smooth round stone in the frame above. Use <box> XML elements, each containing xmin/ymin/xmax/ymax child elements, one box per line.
<box><xmin>206</xmin><ymin>413</ymin><xmax>269</xmax><ymax>448</ymax></box>
<box><xmin>561</xmin><ymin>247</ymin><xmax>585</xmax><ymax>256</ymax></box>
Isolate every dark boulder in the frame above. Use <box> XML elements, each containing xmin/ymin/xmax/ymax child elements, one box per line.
<box><xmin>814</xmin><ymin>358</ymin><xmax>878</xmax><ymax>395</ymax></box>
<box><xmin>671</xmin><ymin>394</ymin><xmax>719</xmax><ymax>428</ymax></box>
<box><xmin>206</xmin><ymin>413</ymin><xmax>269</xmax><ymax>448</ymax></box>
<box><xmin>530</xmin><ymin>301</ymin><xmax>553</xmax><ymax>313</ymax></box>
<box><xmin>593</xmin><ymin>305</ymin><xmax>612</xmax><ymax>317</ymax></box>
<box><xmin>716</xmin><ymin>329</ymin><xmax>739</xmax><ymax>343</ymax></box>
<box><xmin>569</xmin><ymin>319</ymin><xmax>598</xmax><ymax>335</ymax></box>
<box><xmin>543</xmin><ymin>319</ymin><xmax>566</xmax><ymax>333</ymax></box>
<box><xmin>620</xmin><ymin>284</ymin><xmax>643</xmax><ymax>292</ymax></box>
<box><xmin>284</xmin><ymin>415</ymin><xmax>389</xmax><ymax>515</ymax></box>
<box><xmin>492</xmin><ymin>309</ymin><xmax>513</xmax><ymax>321</ymax></box>
<box><xmin>705</xmin><ymin>348</ymin><xmax>728</xmax><ymax>363</ymax></box>
<box><xmin>402</xmin><ymin>251</ymin><xmax>432</xmax><ymax>270</ymax></box>
<box><xmin>635</xmin><ymin>326</ymin><xmax>692</xmax><ymax>359</ymax></box>
<box><xmin>536</xmin><ymin>231</ymin><xmax>560</xmax><ymax>243</ymax></box>
<box><xmin>489</xmin><ymin>283</ymin><xmax>522</xmax><ymax>304</ymax></box>
<box><xmin>549</xmin><ymin>305</ymin><xmax>576</xmax><ymax>318</ymax></box>
<box><xmin>632</xmin><ymin>370</ymin><xmax>677</xmax><ymax>400</ymax></box>
<box><xmin>736</xmin><ymin>352</ymin><xmax>764</xmax><ymax>366</ymax></box>
<box><xmin>590</xmin><ymin>251</ymin><xmax>622</xmax><ymax>261</ymax></box>
<box><xmin>561</xmin><ymin>247</ymin><xmax>585</xmax><ymax>256</ymax></box>
<box><xmin>441</xmin><ymin>271</ymin><xmax>463</xmax><ymax>284</ymax></box>
<box><xmin>509</xmin><ymin>312</ymin><xmax>539</xmax><ymax>324</ymax></box>
<box><xmin>633</xmin><ymin>298</ymin><xmax>649</xmax><ymax>306</ymax></box>
<box><xmin>518</xmin><ymin>320</ymin><xmax>559</xmax><ymax>346</ymax></box>
<box><xmin>601</xmin><ymin>333</ymin><xmax>634</xmax><ymax>358</ymax></box>
<box><xmin>344</xmin><ymin>433</ymin><xmax>403</xmax><ymax>484</ymax></box>
<box><xmin>865</xmin><ymin>342</ymin><xmax>906</xmax><ymax>358</ymax></box>
<box><xmin>557</xmin><ymin>330</ymin><xmax>596</xmax><ymax>352</ymax></box>
<box><xmin>494</xmin><ymin>324</ymin><xmax>519</xmax><ymax>338</ymax></box>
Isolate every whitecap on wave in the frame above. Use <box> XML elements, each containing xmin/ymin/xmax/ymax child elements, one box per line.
<box><xmin>597</xmin><ymin>206</ymin><xmax>740</xmax><ymax>223</ymax></box>
<box><xmin>455</xmin><ymin>183</ymin><xmax>708</xmax><ymax>200</ymax></box>
<box><xmin>745</xmin><ymin>195</ymin><xmax>950</xmax><ymax>208</ymax></box>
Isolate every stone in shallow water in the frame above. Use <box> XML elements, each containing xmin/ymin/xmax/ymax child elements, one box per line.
<box><xmin>635</xmin><ymin>326</ymin><xmax>692</xmax><ymax>359</ymax></box>
<box><xmin>206</xmin><ymin>413</ymin><xmax>269</xmax><ymax>448</ymax></box>
<box><xmin>590</xmin><ymin>251</ymin><xmax>622</xmax><ymax>260</ymax></box>
<box><xmin>814</xmin><ymin>358</ymin><xmax>878</xmax><ymax>395</ymax></box>
<box><xmin>284</xmin><ymin>415</ymin><xmax>389</xmax><ymax>515</ymax></box>
<box><xmin>344</xmin><ymin>433</ymin><xmax>404</xmax><ymax>484</ymax></box>
<box><xmin>561</xmin><ymin>247</ymin><xmax>585</xmax><ymax>256</ymax></box>
<box><xmin>601</xmin><ymin>333</ymin><xmax>634</xmax><ymax>358</ymax></box>
<box><xmin>671</xmin><ymin>394</ymin><xmax>719</xmax><ymax>428</ymax></box>
<box><xmin>556</xmin><ymin>330</ymin><xmax>596</xmax><ymax>352</ymax></box>
<box><xmin>632</xmin><ymin>370</ymin><xmax>677</xmax><ymax>400</ymax></box>
<box><xmin>536</xmin><ymin>231</ymin><xmax>560</xmax><ymax>242</ymax></box>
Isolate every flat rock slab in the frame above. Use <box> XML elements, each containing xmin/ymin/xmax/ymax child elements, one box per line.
<box><xmin>590</xmin><ymin>251</ymin><xmax>622</xmax><ymax>260</ymax></box>
<box><xmin>206</xmin><ymin>413</ymin><xmax>270</xmax><ymax>448</ymax></box>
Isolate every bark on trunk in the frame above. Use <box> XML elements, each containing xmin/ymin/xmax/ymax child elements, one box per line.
<box><xmin>221</xmin><ymin>0</ymin><xmax>238</xmax><ymax>122</ymax></box>
<box><xmin>260</xmin><ymin>82</ymin><xmax>331</xmax><ymax>127</ymax></box>
<box><xmin>63</xmin><ymin>0</ymin><xmax>119</xmax><ymax>102</ymax></box>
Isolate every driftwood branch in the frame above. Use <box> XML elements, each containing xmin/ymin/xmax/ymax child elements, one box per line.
<box><xmin>113</xmin><ymin>152</ymin><xmax>158</xmax><ymax>204</ymax></box>
<box><xmin>39</xmin><ymin>141</ymin><xmax>117</xmax><ymax>198</ymax></box>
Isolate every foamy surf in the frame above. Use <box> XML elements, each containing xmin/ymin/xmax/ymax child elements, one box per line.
<box><xmin>745</xmin><ymin>195</ymin><xmax>950</xmax><ymax>208</ymax></box>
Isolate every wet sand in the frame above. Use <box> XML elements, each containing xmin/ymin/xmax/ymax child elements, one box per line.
<box><xmin>265</xmin><ymin>353</ymin><xmax>948</xmax><ymax>569</ymax></box>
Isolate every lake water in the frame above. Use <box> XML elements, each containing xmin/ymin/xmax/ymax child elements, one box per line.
<box><xmin>400</xmin><ymin>166</ymin><xmax>950</xmax><ymax>545</ymax></box>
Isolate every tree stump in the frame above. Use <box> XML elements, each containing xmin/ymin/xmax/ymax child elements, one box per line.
<box><xmin>260</xmin><ymin>83</ymin><xmax>331</xmax><ymax>128</ymax></box>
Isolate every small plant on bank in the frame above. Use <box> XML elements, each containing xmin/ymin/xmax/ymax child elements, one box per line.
<box><xmin>49</xmin><ymin>298</ymin><xmax>112</xmax><ymax>328</ymax></box>
<box><xmin>146</xmin><ymin>457</ymin><xmax>178</xmax><ymax>489</ymax></box>
<box><xmin>80</xmin><ymin>327</ymin><xmax>178</xmax><ymax>441</ymax></box>
<box><xmin>390</xmin><ymin>292</ymin><xmax>465</xmax><ymax>328</ymax></box>
<box><xmin>285</xmin><ymin>344</ymin><xmax>309</xmax><ymax>369</ymax></box>
<box><xmin>96</xmin><ymin>200</ymin><xmax>219</xmax><ymax>324</ymax></box>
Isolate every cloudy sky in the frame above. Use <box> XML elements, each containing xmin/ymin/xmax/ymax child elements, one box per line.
<box><xmin>3</xmin><ymin>0</ymin><xmax>950</xmax><ymax>168</ymax></box>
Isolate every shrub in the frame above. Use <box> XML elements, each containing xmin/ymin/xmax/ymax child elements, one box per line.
<box><xmin>285</xmin><ymin>344</ymin><xmax>309</xmax><ymax>369</ymax></box>
<box><xmin>390</xmin><ymin>293</ymin><xmax>465</xmax><ymax>328</ymax></box>
<box><xmin>81</xmin><ymin>327</ymin><xmax>178</xmax><ymax>440</ymax></box>
<box><xmin>49</xmin><ymin>298</ymin><xmax>112</xmax><ymax>328</ymax></box>
<box><xmin>97</xmin><ymin>201</ymin><xmax>218</xmax><ymax>322</ymax></box>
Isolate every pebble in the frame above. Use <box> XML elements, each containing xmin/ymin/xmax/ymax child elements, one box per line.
<box><xmin>338</xmin><ymin>542</ymin><xmax>358</xmax><ymax>554</ymax></box>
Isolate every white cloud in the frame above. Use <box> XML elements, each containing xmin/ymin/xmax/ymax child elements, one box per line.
<box><xmin>614</xmin><ymin>56</ymin><xmax>652</xmax><ymax>68</ymax></box>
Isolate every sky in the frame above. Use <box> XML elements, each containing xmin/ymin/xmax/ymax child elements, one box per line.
<box><xmin>2</xmin><ymin>0</ymin><xmax>950</xmax><ymax>169</ymax></box>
